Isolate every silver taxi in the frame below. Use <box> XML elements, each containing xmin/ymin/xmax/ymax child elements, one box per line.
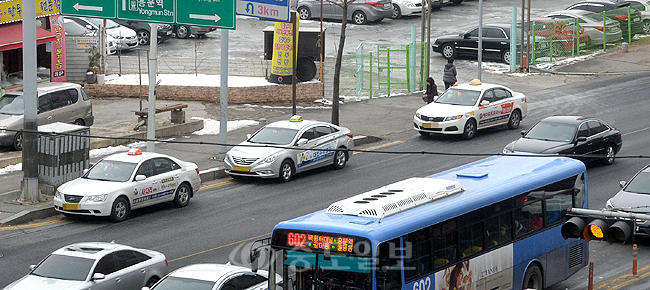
<box><xmin>413</xmin><ymin>79</ymin><xmax>528</xmax><ymax>139</ymax></box>
<box><xmin>53</xmin><ymin>149</ymin><xmax>201</xmax><ymax>222</ymax></box>
<box><xmin>225</xmin><ymin>116</ymin><xmax>354</xmax><ymax>182</ymax></box>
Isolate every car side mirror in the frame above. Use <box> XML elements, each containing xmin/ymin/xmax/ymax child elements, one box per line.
<box><xmin>463</xmin><ymin>33</ymin><xmax>471</xmax><ymax>39</ymax></box>
<box><xmin>480</xmin><ymin>100</ymin><xmax>490</xmax><ymax>106</ymax></box>
<box><xmin>246</xmin><ymin>133</ymin><xmax>252</xmax><ymax>139</ymax></box>
<box><xmin>135</xmin><ymin>175</ymin><xmax>146</xmax><ymax>182</ymax></box>
<box><xmin>86</xmin><ymin>24</ymin><xmax>96</xmax><ymax>31</ymax></box>
<box><xmin>620</xmin><ymin>181</ymin><xmax>627</xmax><ymax>188</ymax></box>
<box><xmin>92</xmin><ymin>273</ymin><xmax>106</xmax><ymax>281</ymax></box>
<box><xmin>577</xmin><ymin>136</ymin><xmax>587</xmax><ymax>142</ymax></box>
<box><xmin>29</xmin><ymin>265</ymin><xmax>36</xmax><ymax>271</ymax></box>
<box><xmin>520</xmin><ymin>130</ymin><xmax>526</xmax><ymax>136</ymax></box>
<box><xmin>296</xmin><ymin>138</ymin><xmax>308</xmax><ymax>146</ymax></box>
<box><xmin>83</xmin><ymin>168</ymin><xmax>90</xmax><ymax>175</ymax></box>
<box><xmin>142</xmin><ymin>287</ymin><xmax>151</xmax><ymax>290</ymax></box>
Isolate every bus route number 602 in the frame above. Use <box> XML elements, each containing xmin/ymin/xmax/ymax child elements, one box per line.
<box><xmin>413</xmin><ymin>277</ymin><xmax>431</xmax><ymax>290</ymax></box>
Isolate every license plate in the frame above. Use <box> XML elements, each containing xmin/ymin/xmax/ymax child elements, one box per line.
<box><xmin>422</xmin><ymin>123</ymin><xmax>438</xmax><ymax>129</ymax></box>
<box><xmin>384</xmin><ymin>3</ymin><xmax>391</xmax><ymax>8</ymax></box>
<box><xmin>232</xmin><ymin>166</ymin><xmax>251</xmax><ymax>172</ymax></box>
<box><xmin>634</xmin><ymin>17</ymin><xmax>641</xmax><ymax>22</ymax></box>
<box><xmin>62</xmin><ymin>204</ymin><xmax>79</xmax><ymax>210</ymax></box>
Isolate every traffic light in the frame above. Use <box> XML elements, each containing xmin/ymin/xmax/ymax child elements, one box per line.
<box><xmin>561</xmin><ymin>214</ymin><xmax>634</xmax><ymax>243</ymax></box>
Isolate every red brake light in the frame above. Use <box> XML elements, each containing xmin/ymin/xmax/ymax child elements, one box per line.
<box><xmin>347</xmin><ymin>133</ymin><xmax>354</xmax><ymax>138</ymax></box>
<box><xmin>366</xmin><ymin>2</ymin><xmax>381</xmax><ymax>6</ymax></box>
<box><xmin>165</xmin><ymin>259</ymin><xmax>168</xmax><ymax>267</ymax></box>
<box><xmin>594</xmin><ymin>26</ymin><xmax>604</xmax><ymax>32</ymax></box>
<box><xmin>614</xmin><ymin>15</ymin><xmax>628</xmax><ymax>20</ymax></box>
<box><xmin>195</xmin><ymin>168</ymin><xmax>200</xmax><ymax>175</ymax></box>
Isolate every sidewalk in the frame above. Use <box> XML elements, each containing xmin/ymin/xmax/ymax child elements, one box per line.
<box><xmin>1</xmin><ymin>42</ymin><xmax>649</xmax><ymax>227</ymax></box>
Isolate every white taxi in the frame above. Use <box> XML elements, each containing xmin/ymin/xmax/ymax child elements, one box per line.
<box><xmin>53</xmin><ymin>149</ymin><xmax>201</xmax><ymax>222</ymax></box>
<box><xmin>224</xmin><ymin>116</ymin><xmax>354</xmax><ymax>182</ymax></box>
<box><xmin>413</xmin><ymin>79</ymin><xmax>527</xmax><ymax>139</ymax></box>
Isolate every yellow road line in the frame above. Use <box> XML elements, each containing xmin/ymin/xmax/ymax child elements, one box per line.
<box><xmin>200</xmin><ymin>180</ymin><xmax>234</xmax><ymax>190</ymax></box>
<box><xmin>353</xmin><ymin>141</ymin><xmax>405</xmax><ymax>155</ymax></box>
<box><xmin>595</xmin><ymin>263</ymin><xmax>650</xmax><ymax>290</ymax></box>
<box><xmin>168</xmin><ymin>233</ymin><xmax>271</xmax><ymax>263</ymax></box>
<box><xmin>622</xmin><ymin>127</ymin><xmax>650</xmax><ymax>136</ymax></box>
<box><xmin>0</xmin><ymin>218</ymin><xmax>65</xmax><ymax>231</ymax></box>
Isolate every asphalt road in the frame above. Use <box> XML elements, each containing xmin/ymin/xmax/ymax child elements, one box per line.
<box><xmin>2</xmin><ymin>73</ymin><xmax>650</xmax><ymax>289</ymax></box>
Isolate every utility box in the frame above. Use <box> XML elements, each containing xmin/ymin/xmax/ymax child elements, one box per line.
<box><xmin>37</xmin><ymin>123</ymin><xmax>91</xmax><ymax>195</ymax></box>
<box><xmin>263</xmin><ymin>27</ymin><xmax>325</xmax><ymax>82</ymax></box>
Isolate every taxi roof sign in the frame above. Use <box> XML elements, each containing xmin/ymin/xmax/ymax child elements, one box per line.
<box><xmin>290</xmin><ymin>115</ymin><xmax>303</xmax><ymax>122</ymax></box>
<box><xmin>469</xmin><ymin>79</ymin><xmax>482</xmax><ymax>85</ymax></box>
<box><xmin>128</xmin><ymin>149</ymin><xmax>142</xmax><ymax>155</ymax></box>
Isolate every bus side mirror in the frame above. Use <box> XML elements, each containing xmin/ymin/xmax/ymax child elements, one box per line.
<box><xmin>250</xmin><ymin>248</ymin><xmax>260</xmax><ymax>273</ymax></box>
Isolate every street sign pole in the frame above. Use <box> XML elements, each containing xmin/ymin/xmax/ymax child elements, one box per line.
<box><xmin>219</xmin><ymin>29</ymin><xmax>229</xmax><ymax>159</ymax></box>
<box><xmin>21</xmin><ymin>0</ymin><xmax>39</xmax><ymax>202</ymax></box>
<box><xmin>147</xmin><ymin>24</ymin><xmax>158</xmax><ymax>152</ymax></box>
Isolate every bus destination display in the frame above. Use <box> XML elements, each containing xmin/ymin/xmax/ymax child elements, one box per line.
<box><xmin>287</xmin><ymin>231</ymin><xmax>354</xmax><ymax>253</ymax></box>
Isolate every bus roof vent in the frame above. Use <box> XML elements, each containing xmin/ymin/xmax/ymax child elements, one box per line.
<box><xmin>325</xmin><ymin>178</ymin><xmax>464</xmax><ymax>218</ymax></box>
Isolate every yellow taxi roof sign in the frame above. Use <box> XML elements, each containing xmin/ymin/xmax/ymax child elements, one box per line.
<box><xmin>290</xmin><ymin>115</ymin><xmax>303</xmax><ymax>122</ymax></box>
<box><xmin>469</xmin><ymin>79</ymin><xmax>482</xmax><ymax>85</ymax></box>
<box><xmin>128</xmin><ymin>148</ymin><xmax>142</xmax><ymax>155</ymax></box>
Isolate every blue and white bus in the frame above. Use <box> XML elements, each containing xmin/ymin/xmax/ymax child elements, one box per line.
<box><xmin>266</xmin><ymin>155</ymin><xmax>588</xmax><ymax>290</ymax></box>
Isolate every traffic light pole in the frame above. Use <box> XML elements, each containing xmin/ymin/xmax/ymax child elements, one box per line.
<box><xmin>569</xmin><ymin>208</ymin><xmax>650</xmax><ymax>221</ymax></box>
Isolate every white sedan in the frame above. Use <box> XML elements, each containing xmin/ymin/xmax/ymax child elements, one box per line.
<box><xmin>413</xmin><ymin>79</ymin><xmax>528</xmax><ymax>139</ymax></box>
<box><xmin>53</xmin><ymin>149</ymin><xmax>201</xmax><ymax>222</ymax></box>
<box><xmin>145</xmin><ymin>263</ymin><xmax>282</xmax><ymax>290</ymax></box>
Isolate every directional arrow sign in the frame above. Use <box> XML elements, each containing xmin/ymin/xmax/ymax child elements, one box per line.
<box><xmin>62</xmin><ymin>0</ymin><xmax>116</xmax><ymax>18</ymax></box>
<box><xmin>237</xmin><ymin>0</ymin><xmax>290</xmax><ymax>22</ymax></box>
<box><xmin>177</xmin><ymin>0</ymin><xmax>235</xmax><ymax>29</ymax></box>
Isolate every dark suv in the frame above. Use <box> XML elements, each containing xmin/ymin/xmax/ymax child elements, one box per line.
<box><xmin>566</xmin><ymin>0</ymin><xmax>644</xmax><ymax>40</ymax></box>
<box><xmin>114</xmin><ymin>20</ymin><xmax>173</xmax><ymax>45</ymax></box>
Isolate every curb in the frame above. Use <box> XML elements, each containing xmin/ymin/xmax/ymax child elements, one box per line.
<box><xmin>0</xmin><ymin>135</ymin><xmax>380</xmax><ymax>226</ymax></box>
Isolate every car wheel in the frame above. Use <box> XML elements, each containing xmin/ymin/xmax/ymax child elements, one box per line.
<box><xmin>146</xmin><ymin>277</ymin><xmax>160</xmax><ymax>288</ymax></box>
<box><xmin>391</xmin><ymin>4</ymin><xmax>402</xmax><ymax>19</ymax></box>
<box><xmin>602</xmin><ymin>145</ymin><xmax>616</xmax><ymax>165</ymax></box>
<box><xmin>462</xmin><ymin>119</ymin><xmax>477</xmax><ymax>140</ymax></box>
<box><xmin>643</xmin><ymin>20</ymin><xmax>650</xmax><ymax>34</ymax></box>
<box><xmin>352</xmin><ymin>11</ymin><xmax>368</xmax><ymax>25</ymax></box>
<box><xmin>441</xmin><ymin>44</ymin><xmax>456</xmax><ymax>59</ymax></box>
<box><xmin>279</xmin><ymin>159</ymin><xmax>295</xmax><ymax>183</ymax></box>
<box><xmin>172</xmin><ymin>183</ymin><xmax>191</xmax><ymax>207</ymax></box>
<box><xmin>175</xmin><ymin>25</ymin><xmax>190</xmax><ymax>39</ymax></box>
<box><xmin>73</xmin><ymin>119</ymin><xmax>85</xmax><ymax>126</ymax></box>
<box><xmin>507</xmin><ymin>109</ymin><xmax>521</xmax><ymax>129</ymax></box>
<box><xmin>12</xmin><ymin>132</ymin><xmax>22</xmax><ymax>151</ymax></box>
<box><xmin>501</xmin><ymin>49</ymin><xmax>510</xmax><ymax>64</ymax></box>
<box><xmin>297</xmin><ymin>7</ymin><xmax>311</xmax><ymax>20</ymax></box>
<box><xmin>137</xmin><ymin>30</ymin><xmax>151</xmax><ymax>45</ymax></box>
<box><xmin>523</xmin><ymin>264</ymin><xmax>543</xmax><ymax>290</ymax></box>
<box><xmin>332</xmin><ymin>149</ymin><xmax>348</xmax><ymax>170</ymax></box>
<box><xmin>110</xmin><ymin>196</ymin><xmax>129</xmax><ymax>222</ymax></box>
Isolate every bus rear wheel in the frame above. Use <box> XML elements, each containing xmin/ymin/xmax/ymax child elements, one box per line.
<box><xmin>523</xmin><ymin>264</ymin><xmax>543</xmax><ymax>290</ymax></box>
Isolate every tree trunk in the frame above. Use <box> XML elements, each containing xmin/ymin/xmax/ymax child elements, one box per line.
<box><xmin>331</xmin><ymin>6</ymin><xmax>348</xmax><ymax>125</ymax></box>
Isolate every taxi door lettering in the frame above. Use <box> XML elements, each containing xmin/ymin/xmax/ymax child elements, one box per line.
<box><xmin>141</xmin><ymin>187</ymin><xmax>154</xmax><ymax>195</ymax></box>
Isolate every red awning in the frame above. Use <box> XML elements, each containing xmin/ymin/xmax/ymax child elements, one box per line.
<box><xmin>0</xmin><ymin>22</ymin><xmax>57</xmax><ymax>51</ymax></box>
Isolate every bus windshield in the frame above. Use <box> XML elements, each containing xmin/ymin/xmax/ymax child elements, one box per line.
<box><xmin>284</xmin><ymin>251</ymin><xmax>372</xmax><ymax>290</ymax></box>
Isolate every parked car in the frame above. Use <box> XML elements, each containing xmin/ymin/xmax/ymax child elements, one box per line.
<box><xmin>2</xmin><ymin>242</ymin><xmax>168</xmax><ymax>290</ymax></box>
<box><xmin>503</xmin><ymin>116</ymin><xmax>623</xmax><ymax>165</ymax></box>
<box><xmin>172</xmin><ymin>25</ymin><xmax>216</xmax><ymax>39</ymax></box>
<box><xmin>145</xmin><ymin>263</ymin><xmax>282</xmax><ymax>290</ymax></box>
<box><xmin>66</xmin><ymin>17</ymin><xmax>138</xmax><ymax>51</ymax></box>
<box><xmin>565</xmin><ymin>0</ymin><xmax>644</xmax><ymax>40</ymax></box>
<box><xmin>530</xmin><ymin>18</ymin><xmax>590</xmax><ymax>55</ymax></box>
<box><xmin>0</xmin><ymin>82</ymin><xmax>94</xmax><ymax>150</ymax></box>
<box><xmin>296</xmin><ymin>0</ymin><xmax>393</xmax><ymax>25</ymax></box>
<box><xmin>391</xmin><ymin>0</ymin><xmax>423</xmax><ymax>19</ymax></box>
<box><xmin>53</xmin><ymin>148</ymin><xmax>201</xmax><ymax>222</ymax></box>
<box><xmin>224</xmin><ymin>115</ymin><xmax>354</xmax><ymax>182</ymax></box>
<box><xmin>63</xmin><ymin>17</ymin><xmax>117</xmax><ymax>55</ymax></box>
<box><xmin>614</xmin><ymin>0</ymin><xmax>650</xmax><ymax>33</ymax></box>
<box><xmin>431</xmin><ymin>24</ymin><xmax>549</xmax><ymax>64</ymax></box>
<box><xmin>413</xmin><ymin>79</ymin><xmax>527</xmax><ymax>139</ymax></box>
<box><xmin>544</xmin><ymin>10</ymin><xmax>624</xmax><ymax>46</ymax></box>
<box><xmin>114</xmin><ymin>20</ymin><xmax>173</xmax><ymax>45</ymax></box>
<box><xmin>606</xmin><ymin>163</ymin><xmax>650</xmax><ymax>235</ymax></box>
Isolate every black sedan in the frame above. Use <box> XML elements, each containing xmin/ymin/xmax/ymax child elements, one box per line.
<box><xmin>431</xmin><ymin>24</ymin><xmax>515</xmax><ymax>64</ymax></box>
<box><xmin>503</xmin><ymin>116</ymin><xmax>622</xmax><ymax>165</ymax></box>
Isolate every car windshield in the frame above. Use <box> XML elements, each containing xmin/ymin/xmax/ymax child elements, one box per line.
<box><xmin>0</xmin><ymin>94</ymin><xmax>24</xmax><ymax>115</ymax></box>
<box><xmin>152</xmin><ymin>277</ymin><xmax>215</xmax><ymax>290</ymax></box>
<box><xmin>31</xmin><ymin>254</ymin><xmax>94</xmax><ymax>281</ymax></box>
<box><xmin>83</xmin><ymin>160</ymin><xmax>138</xmax><ymax>182</ymax></box>
<box><xmin>624</xmin><ymin>172</ymin><xmax>650</xmax><ymax>194</ymax></box>
<box><xmin>248</xmin><ymin>127</ymin><xmax>299</xmax><ymax>145</ymax></box>
<box><xmin>525</xmin><ymin>121</ymin><xmax>577</xmax><ymax>142</ymax></box>
<box><xmin>435</xmin><ymin>88</ymin><xmax>481</xmax><ymax>106</ymax></box>
<box><xmin>65</xmin><ymin>21</ymin><xmax>92</xmax><ymax>35</ymax></box>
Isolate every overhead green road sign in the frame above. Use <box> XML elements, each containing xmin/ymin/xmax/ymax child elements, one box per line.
<box><xmin>176</xmin><ymin>0</ymin><xmax>235</xmax><ymax>29</ymax></box>
<box><xmin>60</xmin><ymin>0</ymin><xmax>236</xmax><ymax>29</ymax></box>
<box><xmin>61</xmin><ymin>0</ymin><xmax>117</xmax><ymax>18</ymax></box>
<box><xmin>118</xmin><ymin>0</ymin><xmax>175</xmax><ymax>23</ymax></box>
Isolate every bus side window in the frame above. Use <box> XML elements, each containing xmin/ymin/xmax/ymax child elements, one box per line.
<box><xmin>459</xmin><ymin>223</ymin><xmax>483</xmax><ymax>257</ymax></box>
<box><xmin>574</xmin><ymin>173</ymin><xmax>586</xmax><ymax>208</ymax></box>
<box><xmin>486</xmin><ymin>213</ymin><xmax>512</xmax><ymax>249</ymax></box>
<box><xmin>377</xmin><ymin>238</ymin><xmax>402</xmax><ymax>290</ymax></box>
<box><xmin>431</xmin><ymin>222</ymin><xmax>457</xmax><ymax>269</ymax></box>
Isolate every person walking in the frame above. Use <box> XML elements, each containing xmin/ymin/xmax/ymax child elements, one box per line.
<box><xmin>422</xmin><ymin>77</ymin><xmax>438</xmax><ymax>104</ymax></box>
<box><xmin>443</xmin><ymin>58</ymin><xmax>457</xmax><ymax>90</ymax></box>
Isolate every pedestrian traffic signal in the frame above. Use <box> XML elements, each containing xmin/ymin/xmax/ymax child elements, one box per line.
<box><xmin>561</xmin><ymin>215</ymin><xmax>634</xmax><ymax>243</ymax></box>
